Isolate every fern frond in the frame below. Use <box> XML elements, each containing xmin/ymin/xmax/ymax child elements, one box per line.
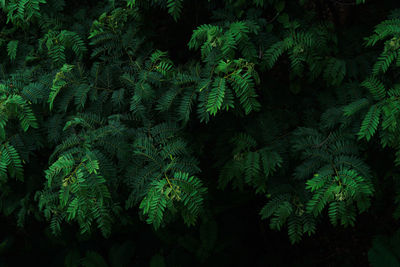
<box><xmin>358</xmin><ymin>104</ymin><xmax>381</xmax><ymax>141</ymax></box>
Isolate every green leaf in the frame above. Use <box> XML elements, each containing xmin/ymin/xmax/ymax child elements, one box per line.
<box><xmin>206</xmin><ymin>77</ymin><xmax>226</xmax><ymax>115</ymax></box>
<box><xmin>362</xmin><ymin>77</ymin><xmax>386</xmax><ymax>101</ymax></box>
<box><xmin>7</xmin><ymin>40</ymin><xmax>18</xmax><ymax>61</ymax></box>
<box><xmin>358</xmin><ymin>105</ymin><xmax>381</xmax><ymax>141</ymax></box>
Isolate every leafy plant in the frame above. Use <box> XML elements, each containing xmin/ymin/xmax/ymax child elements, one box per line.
<box><xmin>1</xmin><ymin>0</ymin><xmax>400</xmax><ymax>265</ymax></box>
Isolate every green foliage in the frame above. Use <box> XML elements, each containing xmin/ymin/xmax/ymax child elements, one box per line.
<box><xmin>2</xmin><ymin>0</ymin><xmax>400</xmax><ymax>265</ymax></box>
<box><xmin>167</xmin><ymin>0</ymin><xmax>183</xmax><ymax>21</ymax></box>
<box><xmin>7</xmin><ymin>40</ymin><xmax>18</xmax><ymax>61</ymax></box>
<box><xmin>263</xmin><ymin>20</ymin><xmax>340</xmax><ymax>85</ymax></box>
<box><xmin>188</xmin><ymin>21</ymin><xmax>261</xmax><ymax>116</ymax></box>
<box><xmin>258</xmin><ymin>125</ymin><xmax>374</xmax><ymax>243</ymax></box>
<box><xmin>128</xmin><ymin>122</ymin><xmax>206</xmax><ymax>228</ymax></box>
<box><xmin>219</xmin><ymin>131</ymin><xmax>283</xmax><ymax>193</ymax></box>
<box><xmin>1</xmin><ymin>0</ymin><xmax>46</xmax><ymax>26</ymax></box>
<box><xmin>39</xmin><ymin>30</ymin><xmax>87</xmax><ymax>65</ymax></box>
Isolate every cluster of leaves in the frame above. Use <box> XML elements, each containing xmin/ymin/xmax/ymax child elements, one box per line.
<box><xmin>1</xmin><ymin>0</ymin><xmax>400</xmax><ymax>265</ymax></box>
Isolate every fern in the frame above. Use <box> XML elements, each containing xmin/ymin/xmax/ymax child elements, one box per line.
<box><xmin>6</xmin><ymin>40</ymin><xmax>18</xmax><ymax>61</ymax></box>
<box><xmin>358</xmin><ymin>104</ymin><xmax>381</xmax><ymax>141</ymax></box>
<box><xmin>167</xmin><ymin>0</ymin><xmax>183</xmax><ymax>21</ymax></box>
<box><xmin>206</xmin><ymin>77</ymin><xmax>226</xmax><ymax>115</ymax></box>
<box><xmin>1</xmin><ymin>0</ymin><xmax>400</xmax><ymax>264</ymax></box>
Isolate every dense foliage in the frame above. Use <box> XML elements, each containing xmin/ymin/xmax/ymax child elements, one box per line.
<box><xmin>1</xmin><ymin>0</ymin><xmax>400</xmax><ymax>265</ymax></box>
